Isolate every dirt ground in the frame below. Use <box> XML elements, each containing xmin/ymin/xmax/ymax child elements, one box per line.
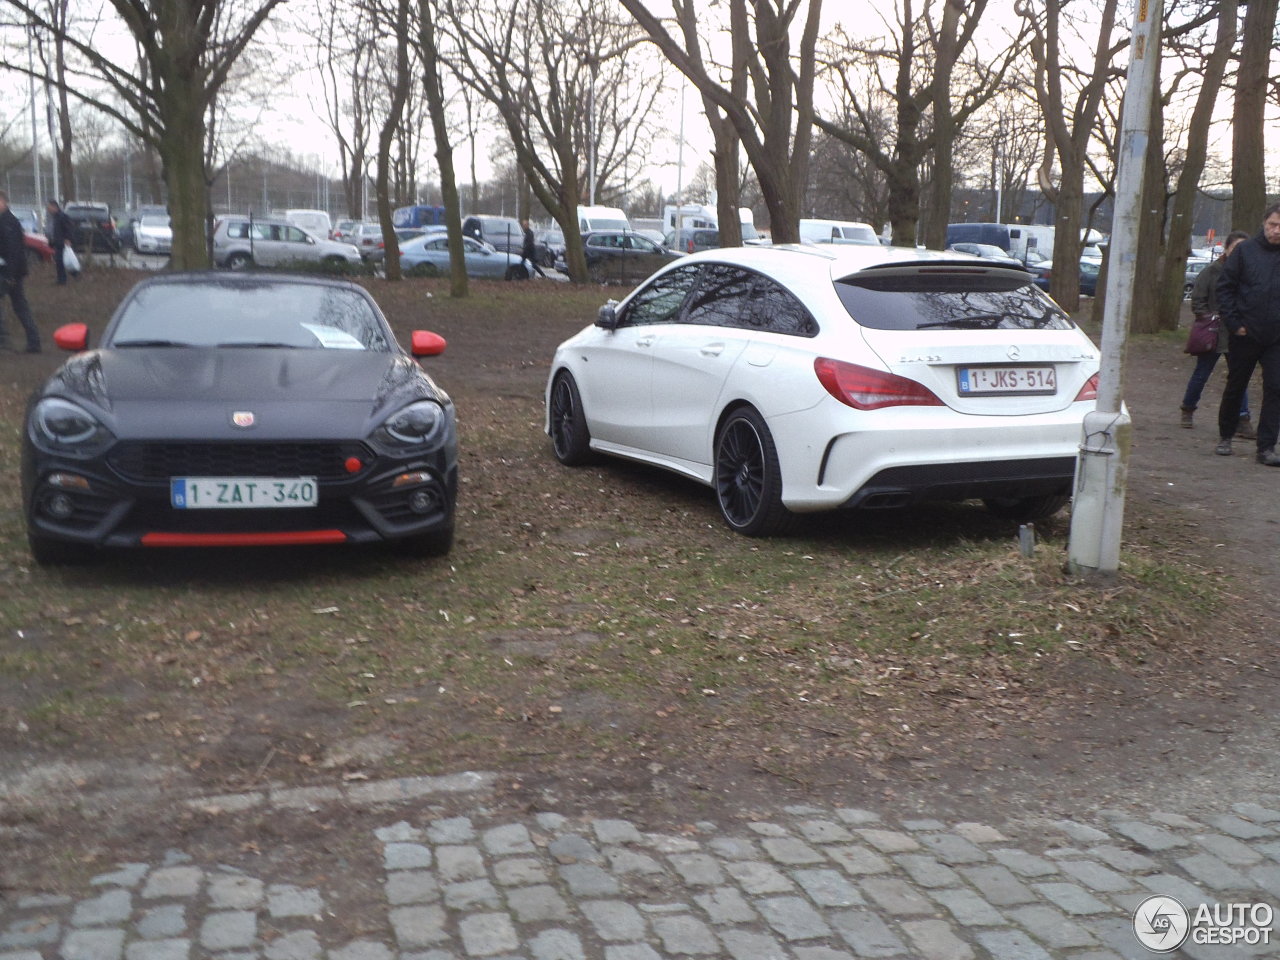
<box><xmin>2</xmin><ymin>270</ymin><xmax>1278</xmax><ymax>895</ymax></box>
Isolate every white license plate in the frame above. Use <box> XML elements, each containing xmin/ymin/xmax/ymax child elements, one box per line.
<box><xmin>957</xmin><ymin>365</ymin><xmax>1056</xmax><ymax>395</ymax></box>
<box><xmin>170</xmin><ymin>477</ymin><xmax>318</xmax><ymax>509</ymax></box>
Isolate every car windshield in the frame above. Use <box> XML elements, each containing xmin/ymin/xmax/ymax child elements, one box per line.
<box><xmin>140</xmin><ymin>216</ymin><xmax>169</xmax><ymax>227</ymax></box>
<box><xmin>109</xmin><ymin>280</ymin><xmax>391</xmax><ymax>351</ymax></box>
<box><xmin>834</xmin><ymin>266</ymin><xmax>1072</xmax><ymax>331</ymax></box>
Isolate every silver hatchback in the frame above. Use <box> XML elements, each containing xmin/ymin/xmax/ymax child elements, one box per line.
<box><xmin>213</xmin><ymin>217</ymin><xmax>361</xmax><ymax>270</ymax></box>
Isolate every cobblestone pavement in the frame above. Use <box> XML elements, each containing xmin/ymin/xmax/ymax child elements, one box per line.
<box><xmin>5</xmin><ymin>772</ymin><xmax>1280</xmax><ymax>960</ymax></box>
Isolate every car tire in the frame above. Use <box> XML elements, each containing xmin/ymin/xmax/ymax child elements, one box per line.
<box><xmin>321</xmin><ymin>255</ymin><xmax>346</xmax><ymax>273</ymax></box>
<box><xmin>713</xmin><ymin>406</ymin><xmax>794</xmax><ymax>537</ymax></box>
<box><xmin>588</xmin><ymin>262</ymin><xmax>608</xmax><ymax>284</ymax></box>
<box><xmin>28</xmin><ymin>533</ymin><xmax>87</xmax><ymax>566</ymax></box>
<box><xmin>549</xmin><ymin>371</ymin><xmax>594</xmax><ymax>465</ymax></box>
<box><xmin>226</xmin><ymin>252</ymin><xmax>252</xmax><ymax>270</ymax></box>
<box><xmin>397</xmin><ymin>522</ymin><xmax>454</xmax><ymax>558</ymax></box>
<box><xmin>540</xmin><ymin>251</ymin><xmax>555</xmax><ymax>268</ymax></box>
<box><xmin>982</xmin><ymin>492</ymin><xmax>1070</xmax><ymax>522</ymax></box>
<box><xmin>505</xmin><ymin>264</ymin><xmax>529</xmax><ymax>281</ymax></box>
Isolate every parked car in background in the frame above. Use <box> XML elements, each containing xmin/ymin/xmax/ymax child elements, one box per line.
<box><xmin>64</xmin><ymin>201</ymin><xmax>123</xmax><ymax>253</ymax></box>
<box><xmin>368</xmin><ymin>227</ymin><xmax>436</xmax><ymax>265</ymax></box>
<box><xmin>799</xmin><ymin>218</ymin><xmax>881</xmax><ymax>246</ymax></box>
<box><xmin>665</xmin><ymin>222</ymin><xmax>766</xmax><ymax>254</ymax></box>
<box><xmin>545</xmin><ymin>245</ymin><xmax>1100</xmax><ymax>536</ymax></box>
<box><xmin>535</xmin><ymin>226</ymin><xmax>565</xmax><ymax>267</ymax></box>
<box><xmin>132</xmin><ymin>214</ymin><xmax>173</xmax><ymax>255</ymax></box>
<box><xmin>212</xmin><ymin>216</ymin><xmax>362</xmax><ymax>270</ymax></box>
<box><xmin>14</xmin><ymin>208</ymin><xmax>53</xmax><ymax>268</ymax></box>
<box><xmin>283</xmin><ymin>209</ymin><xmax>333</xmax><ymax>239</ymax></box>
<box><xmin>118</xmin><ymin>204</ymin><xmax>168</xmax><ymax>250</ymax></box>
<box><xmin>331</xmin><ymin>219</ymin><xmax>359</xmax><ymax>243</ymax></box>
<box><xmin>948</xmin><ymin>242</ymin><xmax>1026</xmax><ymax>268</ymax></box>
<box><xmin>559</xmin><ymin>230</ymin><xmax>682</xmax><ymax>285</ymax></box>
<box><xmin>1029</xmin><ymin>257</ymin><xmax>1102</xmax><ymax>297</ymax></box>
<box><xmin>22</xmin><ymin>272</ymin><xmax>457</xmax><ymax>563</ymax></box>
<box><xmin>462</xmin><ymin>215</ymin><xmax>523</xmax><ymax>255</ymax></box>
<box><xmin>1185</xmin><ymin>257</ymin><xmax>1212</xmax><ymax>296</ymax></box>
<box><xmin>350</xmin><ymin>222</ymin><xmax>387</xmax><ymax>260</ymax></box>
<box><xmin>399</xmin><ymin>233</ymin><xmax>531</xmax><ymax>280</ymax></box>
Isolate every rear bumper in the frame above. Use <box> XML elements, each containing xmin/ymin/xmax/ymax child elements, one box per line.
<box><xmin>840</xmin><ymin>457</ymin><xmax>1076</xmax><ymax>510</ymax></box>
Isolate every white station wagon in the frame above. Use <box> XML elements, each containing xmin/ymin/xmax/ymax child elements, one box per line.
<box><xmin>545</xmin><ymin>244</ymin><xmax>1100</xmax><ymax>536</ymax></box>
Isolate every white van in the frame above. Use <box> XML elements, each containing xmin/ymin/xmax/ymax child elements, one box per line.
<box><xmin>799</xmin><ymin>218</ymin><xmax>880</xmax><ymax>246</ymax></box>
<box><xmin>283</xmin><ymin>209</ymin><xmax>333</xmax><ymax>239</ymax></box>
<box><xmin>578</xmin><ymin>205</ymin><xmax>630</xmax><ymax>234</ymax></box>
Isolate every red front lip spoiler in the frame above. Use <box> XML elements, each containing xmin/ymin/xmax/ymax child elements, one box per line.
<box><xmin>140</xmin><ymin>530</ymin><xmax>348</xmax><ymax>547</ymax></box>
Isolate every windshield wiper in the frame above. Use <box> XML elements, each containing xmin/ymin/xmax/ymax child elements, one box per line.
<box><xmin>915</xmin><ymin>314</ymin><xmax>1011</xmax><ymax>330</ymax></box>
<box><xmin>112</xmin><ymin>339</ymin><xmax>194</xmax><ymax>348</ymax></box>
<box><xmin>214</xmin><ymin>342</ymin><xmax>302</xmax><ymax>349</ymax></box>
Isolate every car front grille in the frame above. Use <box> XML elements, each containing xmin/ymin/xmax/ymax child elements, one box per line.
<box><xmin>108</xmin><ymin>441</ymin><xmax>370</xmax><ymax>483</ymax></box>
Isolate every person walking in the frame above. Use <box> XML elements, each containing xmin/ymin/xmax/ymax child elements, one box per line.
<box><xmin>46</xmin><ymin>199</ymin><xmax>74</xmax><ymax>285</ymax></box>
<box><xmin>1216</xmin><ymin>203</ymin><xmax>1280</xmax><ymax>463</ymax></box>
<box><xmin>520</xmin><ymin>218</ymin><xmax>546</xmax><ymax>279</ymax></box>
<box><xmin>0</xmin><ymin>189</ymin><xmax>42</xmax><ymax>353</ymax></box>
<box><xmin>1181</xmin><ymin>231</ymin><xmax>1252</xmax><ymax>434</ymax></box>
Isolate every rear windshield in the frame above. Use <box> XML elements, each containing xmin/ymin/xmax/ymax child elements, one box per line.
<box><xmin>835</xmin><ymin>267</ymin><xmax>1072</xmax><ymax>331</ymax></box>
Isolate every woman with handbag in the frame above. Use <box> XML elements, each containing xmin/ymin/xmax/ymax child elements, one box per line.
<box><xmin>1181</xmin><ymin>231</ymin><xmax>1252</xmax><ymax>433</ymax></box>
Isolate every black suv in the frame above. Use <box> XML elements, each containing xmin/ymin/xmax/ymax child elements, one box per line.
<box><xmin>64</xmin><ymin>202</ymin><xmax>123</xmax><ymax>253</ymax></box>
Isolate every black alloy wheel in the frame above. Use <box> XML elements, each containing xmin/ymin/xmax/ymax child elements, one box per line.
<box><xmin>713</xmin><ymin>407</ymin><xmax>793</xmax><ymax>536</ymax></box>
<box><xmin>549</xmin><ymin>372</ymin><xmax>593</xmax><ymax>465</ymax></box>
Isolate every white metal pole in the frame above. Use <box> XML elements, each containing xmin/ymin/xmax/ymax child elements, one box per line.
<box><xmin>675</xmin><ymin>79</ymin><xmax>685</xmax><ymax>237</ymax></box>
<box><xmin>1067</xmin><ymin>0</ymin><xmax>1163</xmax><ymax>578</ymax></box>
<box><xmin>588</xmin><ymin>59</ymin><xmax>597</xmax><ymax>208</ymax></box>
<box><xmin>27</xmin><ymin>24</ymin><xmax>42</xmax><ymax>204</ymax></box>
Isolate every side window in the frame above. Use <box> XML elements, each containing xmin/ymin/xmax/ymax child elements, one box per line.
<box><xmin>251</xmin><ymin>224</ymin><xmax>273</xmax><ymax>241</ymax></box>
<box><xmin>285</xmin><ymin>226</ymin><xmax>308</xmax><ymax>243</ymax></box>
<box><xmin>227</xmin><ymin>222</ymin><xmax>248</xmax><ymax>239</ymax></box>
<box><xmin>683</xmin><ymin>264</ymin><xmax>758</xmax><ymax>328</ymax></box>
<box><xmin>748</xmin><ymin>276</ymin><xmax>819</xmax><ymax>337</ymax></box>
<box><xmin>627</xmin><ymin>236</ymin><xmax>659</xmax><ymax>253</ymax></box>
<box><xmin>620</xmin><ymin>265</ymin><xmax>700</xmax><ymax>327</ymax></box>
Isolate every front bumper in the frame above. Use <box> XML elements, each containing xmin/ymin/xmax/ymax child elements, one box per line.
<box><xmin>22</xmin><ymin>438</ymin><xmax>457</xmax><ymax>550</ymax></box>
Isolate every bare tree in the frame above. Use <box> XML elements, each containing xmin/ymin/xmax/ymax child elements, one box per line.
<box><xmin>416</xmin><ymin>0</ymin><xmax>467</xmax><ymax>296</ymax></box>
<box><xmin>368</xmin><ymin>0</ymin><xmax>412</xmax><ymax>280</ymax></box>
<box><xmin>1016</xmin><ymin>0</ymin><xmax>1123</xmax><ymax>311</ymax></box>
<box><xmin>443</xmin><ymin>0</ymin><xmax>653</xmax><ymax>281</ymax></box>
<box><xmin>621</xmin><ymin>0</ymin><xmax>822</xmax><ymax>245</ymax></box>
<box><xmin>1</xmin><ymin>0</ymin><xmax>286</xmax><ymax>267</ymax></box>
<box><xmin>816</xmin><ymin>2</ymin><xmax>1022</xmax><ymax>248</ymax></box>
<box><xmin>309</xmin><ymin>2</ymin><xmax>376</xmax><ymax>219</ymax></box>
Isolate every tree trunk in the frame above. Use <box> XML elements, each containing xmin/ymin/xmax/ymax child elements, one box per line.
<box><xmin>1049</xmin><ymin>170</ymin><xmax>1084</xmax><ymax>312</ymax></box>
<box><xmin>1153</xmin><ymin>0</ymin><xmax>1237</xmax><ymax>332</ymax></box>
<box><xmin>1231</xmin><ymin>0</ymin><xmax>1277</xmax><ymax>229</ymax></box>
<box><xmin>159</xmin><ymin>89</ymin><xmax>212</xmax><ymax>269</ymax></box>
<box><xmin>53</xmin><ymin>11</ymin><xmax>75</xmax><ymax>201</ymax></box>
<box><xmin>710</xmin><ymin>122</ymin><xmax>742</xmax><ymax>247</ymax></box>
<box><xmin>376</xmin><ymin>0</ymin><xmax>412</xmax><ymax>282</ymax></box>
<box><xmin>1129</xmin><ymin>90</ymin><xmax>1166</xmax><ymax>335</ymax></box>
<box><xmin>417</xmin><ymin>0</ymin><xmax>467</xmax><ymax>297</ymax></box>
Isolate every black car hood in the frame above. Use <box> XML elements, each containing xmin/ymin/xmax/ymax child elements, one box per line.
<box><xmin>46</xmin><ymin>348</ymin><xmax>444</xmax><ymax>440</ymax></box>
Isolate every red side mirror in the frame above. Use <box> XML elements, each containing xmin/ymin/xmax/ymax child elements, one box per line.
<box><xmin>411</xmin><ymin>330</ymin><xmax>447</xmax><ymax>357</ymax></box>
<box><xmin>53</xmin><ymin>323</ymin><xmax>89</xmax><ymax>352</ymax></box>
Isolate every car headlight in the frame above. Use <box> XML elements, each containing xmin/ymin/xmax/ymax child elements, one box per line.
<box><xmin>378</xmin><ymin>401</ymin><xmax>446</xmax><ymax>447</ymax></box>
<box><xmin>30</xmin><ymin>397</ymin><xmax>114</xmax><ymax>454</ymax></box>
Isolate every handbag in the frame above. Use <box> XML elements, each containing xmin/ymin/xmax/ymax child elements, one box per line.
<box><xmin>62</xmin><ymin>244</ymin><xmax>81</xmax><ymax>275</ymax></box>
<box><xmin>1184</xmin><ymin>313</ymin><xmax>1220</xmax><ymax>355</ymax></box>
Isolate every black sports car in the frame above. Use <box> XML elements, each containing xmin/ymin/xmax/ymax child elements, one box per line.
<box><xmin>22</xmin><ymin>272</ymin><xmax>457</xmax><ymax>563</ymax></box>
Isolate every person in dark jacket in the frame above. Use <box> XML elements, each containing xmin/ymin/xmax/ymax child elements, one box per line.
<box><xmin>520</xmin><ymin>218</ymin><xmax>545</xmax><ymax>278</ymax></box>
<box><xmin>46</xmin><ymin>198</ymin><xmax>74</xmax><ymax>285</ymax></box>
<box><xmin>1181</xmin><ymin>231</ymin><xmax>1251</xmax><ymax>433</ymax></box>
<box><xmin>0</xmin><ymin>189</ymin><xmax>41</xmax><ymax>353</ymax></box>
<box><xmin>1217</xmin><ymin>203</ymin><xmax>1280</xmax><ymax>463</ymax></box>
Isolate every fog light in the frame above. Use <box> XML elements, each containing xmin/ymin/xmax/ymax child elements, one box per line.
<box><xmin>408</xmin><ymin>489</ymin><xmax>435</xmax><ymax>514</ymax></box>
<box><xmin>393</xmin><ymin>471</ymin><xmax>431</xmax><ymax>488</ymax></box>
<box><xmin>45</xmin><ymin>492</ymin><xmax>75</xmax><ymax>520</ymax></box>
<box><xmin>48</xmin><ymin>472</ymin><xmax>91</xmax><ymax>490</ymax></box>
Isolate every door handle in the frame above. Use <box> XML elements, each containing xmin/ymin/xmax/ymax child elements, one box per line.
<box><xmin>700</xmin><ymin>343</ymin><xmax>725</xmax><ymax>357</ymax></box>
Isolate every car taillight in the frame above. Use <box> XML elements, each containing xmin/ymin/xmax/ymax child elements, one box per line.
<box><xmin>1074</xmin><ymin>373</ymin><xmax>1099</xmax><ymax>401</ymax></box>
<box><xmin>814</xmin><ymin>357</ymin><xmax>944</xmax><ymax>410</ymax></box>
